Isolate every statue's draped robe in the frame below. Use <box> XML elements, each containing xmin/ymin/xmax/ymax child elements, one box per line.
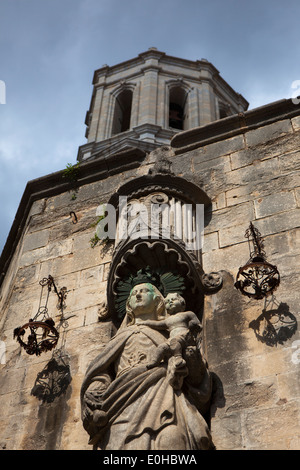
<box><xmin>81</xmin><ymin>324</ymin><xmax>213</xmax><ymax>450</ymax></box>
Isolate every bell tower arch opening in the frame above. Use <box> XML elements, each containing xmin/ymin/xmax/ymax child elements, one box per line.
<box><xmin>112</xmin><ymin>88</ymin><xmax>133</xmax><ymax>135</ymax></box>
<box><xmin>168</xmin><ymin>86</ymin><xmax>188</xmax><ymax>130</ymax></box>
<box><xmin>218</xmin><ymin>100</ymin><xmax>231</xmax><ymax>119</ymax></box>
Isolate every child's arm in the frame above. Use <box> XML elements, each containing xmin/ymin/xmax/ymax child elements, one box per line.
<box><xmin>185</xmin><ymin>311</ymin><xmax>202</xmax><ymax>331</ymax></box>
<box><xmin>138</xmin><ymin>319</ymin><xmax>168</xmax><ymax>329</ymax></box>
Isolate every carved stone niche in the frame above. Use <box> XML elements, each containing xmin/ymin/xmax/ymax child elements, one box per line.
<box><xmin>105</xmin><ymin>173</ymin><xmax>221</xmax><ymax>327</ymax></box>
<box><xmin>81</xmin><ymin>172</ymin><xmax>221</xmax><ymax>451</ymax></box>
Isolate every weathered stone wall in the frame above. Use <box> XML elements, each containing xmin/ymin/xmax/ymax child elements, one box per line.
<box><xmin>0</xmin><ymin>102</ymin><xmax>299</xmax><ymax>450</ymax></box>
<box><xmin>0</xmin><ymin>178</ymin><xmax>116</xmax><ymax>449</ymax></box>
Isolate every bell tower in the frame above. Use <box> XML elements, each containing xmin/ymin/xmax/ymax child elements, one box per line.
<box><xmin>77</xmin><ymin>48</ymin><xmax>248</xmax><ymax>161</ymax></box>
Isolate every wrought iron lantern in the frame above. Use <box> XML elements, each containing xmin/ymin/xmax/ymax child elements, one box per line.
<box><xmin>234</xmin><ymin>222</ymin><xmax>280</xmax><ymax>300</ymax></box>
<box><xmin>14</xmin><ymin>275</ymin><xmax>67</xmax><ymax>356</ymax></box>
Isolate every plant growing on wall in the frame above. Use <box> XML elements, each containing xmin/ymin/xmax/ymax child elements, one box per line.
<box><xmin>62</xmin><ymin>162</ymin><xmax>81</xmax><ymax>200</ymax></box>
<box><xmin>90</xmin><ymin>214</ymin><xmax>111</xmax><ymax>248</ymax></box>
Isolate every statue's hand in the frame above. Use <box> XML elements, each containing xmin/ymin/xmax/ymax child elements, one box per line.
<box><xmin>82</xmin><ymin>402</ymin><xmax>94</xmax><ymax>427</ymax></box>
<box><xmin>167</xmin><ymin>355</ymin><xmax>188</xmax><ymax>391</ymax></box>
<box><xmin>93</xmin><ymin>409</ymin><xmax>108</xmax><ymax>428</ymax></box>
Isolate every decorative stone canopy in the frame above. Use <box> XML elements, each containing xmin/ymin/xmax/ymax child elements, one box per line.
<box><xmin>105</xmin><ymin>165</ymin><xmax>222</xmax><ymax>326</ymax></box>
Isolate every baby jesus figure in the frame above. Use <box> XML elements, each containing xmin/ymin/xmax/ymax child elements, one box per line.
<box><xmin>139</xmin><ymin>292</ymin><xmax>202</xmax><ymax>371</ymax></box>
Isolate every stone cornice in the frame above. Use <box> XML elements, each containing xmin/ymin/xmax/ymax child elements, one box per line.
<box><xmin>91</xmin><ymin>49</ymin><xmax>248</xmax><ymax>107</ymax></box>
<box><xmin>78</xmin><ymin>125</ymin><xmax>176</xmax><ymax>161</ymax></box>
<box><xmin>171</xmin><ymin>98</ymin><xmax>300</xmax><ymax>153</ymax></box>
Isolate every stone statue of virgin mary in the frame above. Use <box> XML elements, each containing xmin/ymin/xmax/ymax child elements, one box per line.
<box><xmin>80</xmin><ymin>269</ymin><xmax>214</xmax><ymax>450</ymax></box>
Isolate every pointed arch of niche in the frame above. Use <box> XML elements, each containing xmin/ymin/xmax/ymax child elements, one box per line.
<box><xmin>166</xmin><ymin>79</ymin><xmax>193</xmax><ymax>131</ymax></box>
<box><xmin>106</xmin><ymin>174</ymin><xmax>213</xmax><ymax>327</ymax></box>
<box><xmin>111</xmin><ymin>82</ymin><xmax>136</xmax><ymax>136</ymax></box>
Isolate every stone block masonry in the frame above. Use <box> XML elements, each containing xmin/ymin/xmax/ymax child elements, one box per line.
<box><xmin>0</xmin><ymin>190</ymin><xmax>115</xmax><ymax>449</ymax></box>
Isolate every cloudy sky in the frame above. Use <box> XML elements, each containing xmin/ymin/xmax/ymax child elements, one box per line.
<box><xmin>0</xmin><ymin>0</ymin><xmax>299</xmax><ymax>254</ymax></box>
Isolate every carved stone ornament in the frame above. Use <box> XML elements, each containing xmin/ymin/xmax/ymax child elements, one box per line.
<box><xmin>202</xmin><ymin>272</ymin><xmax>223</xmax><ymax>293</ymax></box>
<box><xmin>97</xmin><ymin>302</ymin><xmax>109</xmax><ymax>321</ymax></box>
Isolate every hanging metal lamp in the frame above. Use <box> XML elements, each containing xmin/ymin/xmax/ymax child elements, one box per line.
<box><xmin>234</xmin><ymin>222</ymin><xmax>280</xmax><ymax>300</ymax></box>
<box><xmin>13</xmin><ymin>275</ymin><xmax>67</xmax><ymax>356</ymax></box>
